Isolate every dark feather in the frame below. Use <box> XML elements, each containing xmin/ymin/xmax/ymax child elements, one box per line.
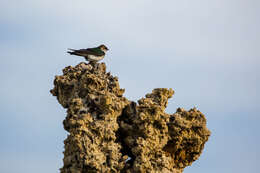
<box><xmin>67</xmin><ymin>47</ymin><xmax>105</xmax><ymax>57</ymax></box>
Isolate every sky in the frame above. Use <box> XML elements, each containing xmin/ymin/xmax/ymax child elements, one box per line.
<box><xmin>0</xmin><ymin>0</ymin><xmax>259</xmax><ymax>172</ymax></box>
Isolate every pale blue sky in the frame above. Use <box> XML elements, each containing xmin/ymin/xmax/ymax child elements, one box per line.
<box><xmin>0</xmin><ymin>0</ymin><xmax>259</xmax><ymax>172</ymax></box>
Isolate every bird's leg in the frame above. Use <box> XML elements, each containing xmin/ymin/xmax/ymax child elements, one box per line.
<box><xmin>89</xmin><ymin>61</ymin><xmax>97</xmax><ymax>69</ymax></box>
<box><xmin>93</xmin><ymin>62</ymin><xmax>98</xmax><ymax>69</ymax></box>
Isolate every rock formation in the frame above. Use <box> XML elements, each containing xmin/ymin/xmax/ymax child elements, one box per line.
<box><xmin>50</xmin><ymin>62</ymin><xmax>210</xmax><ymax>173</ymax></box>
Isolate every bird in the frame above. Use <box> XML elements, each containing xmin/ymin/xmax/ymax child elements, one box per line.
<box><xmin>67</xmin><ymin>44</ymin><xmax>109</xmax><ymax>62</ymax></box>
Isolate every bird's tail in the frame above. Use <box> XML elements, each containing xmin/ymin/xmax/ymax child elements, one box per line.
<box><xmin>67</xmin><ymin>48</ymin><xmax>76</xmax><ymax>55</ymax></box>
<box><xmin>67</xmin><ymin>51</ymin><xmax>78</xmax><ymax>55</ymax></box>
<box><xmin>67</xmin><ymin>49</ymin><xmax>82</xmax><ymax>56</ymax></box>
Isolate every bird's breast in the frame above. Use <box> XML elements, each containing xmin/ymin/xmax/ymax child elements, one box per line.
<box><xmin>87</xmin><ymin>55</ymin><xmax>105</xmax><ymax>61</ymax></box>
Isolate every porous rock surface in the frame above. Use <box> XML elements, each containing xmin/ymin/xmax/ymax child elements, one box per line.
<box><xmin>50</xmin><ymin>62</ymin><xmax>211</xmax><ymax>173</ymax></box>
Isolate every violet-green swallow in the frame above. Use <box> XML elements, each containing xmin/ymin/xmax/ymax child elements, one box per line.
<box><xmin>67</xmin><ymin>44</ymin><xmax>109</xmax><ymax>62</ymax></box>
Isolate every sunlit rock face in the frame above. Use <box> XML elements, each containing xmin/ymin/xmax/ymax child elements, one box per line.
<box><xmin>51</xmin><ymin>62</ymin><xmax>210</xmax><ymax>173</ymax></box>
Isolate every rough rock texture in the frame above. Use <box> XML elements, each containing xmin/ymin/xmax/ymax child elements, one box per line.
<box><xmin>51</xmin><ymin>62</ymin><xmax>211</xmax><ymax>173</ymax></box>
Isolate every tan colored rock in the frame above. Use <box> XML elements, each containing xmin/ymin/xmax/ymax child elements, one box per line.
<box><xmin>51</xmin><ymin>62</ymin><xmax>210</xmax><ymax>173</ymax></box>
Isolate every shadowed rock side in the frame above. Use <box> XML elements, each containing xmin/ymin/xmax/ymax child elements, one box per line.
<box><xmin>50</xmin><ymin>62</ymin><xmax>210</xmax><ymax>173</ymax></box>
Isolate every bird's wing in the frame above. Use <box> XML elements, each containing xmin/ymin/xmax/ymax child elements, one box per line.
<box><xmin>69</xmin><ymin>48</ymin><xmax>105</xmax><ymax>56</ymax></box>
<box><xmin>86</xmin><ymin>47</ymin><xmax>105</xmax><ymax>56</ymax></box>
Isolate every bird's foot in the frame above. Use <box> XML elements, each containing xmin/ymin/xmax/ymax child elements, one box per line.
<box><xmin>89</xmin><ymin>61</ymin><xmax>98</xmax><ymax>69</ymax></box>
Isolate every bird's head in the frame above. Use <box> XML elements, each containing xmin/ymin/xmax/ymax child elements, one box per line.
<box><xmin>99</xmin><ymin>44</ymin><xmax>109</xmax><ymax>52</ymax></box>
